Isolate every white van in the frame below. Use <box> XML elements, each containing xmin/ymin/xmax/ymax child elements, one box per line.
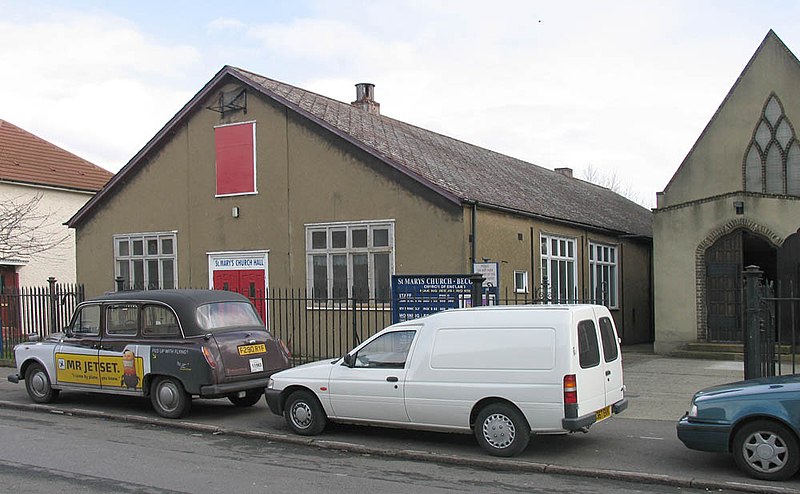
<box><xmin>265</xmin><ymin>305</ymin><xmax>627</xmax><ymax>456</ymax></box>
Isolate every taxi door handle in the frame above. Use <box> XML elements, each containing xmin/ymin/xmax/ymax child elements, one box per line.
<box><xmin>386</xmin><ymin>376</ymin><xmax>399</xmax><ymax>382</ymax></box>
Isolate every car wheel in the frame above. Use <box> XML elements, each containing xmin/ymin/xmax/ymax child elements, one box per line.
<box><xmin>474</xmin><ymin>403</ymin><xmax>530</xmax><ymax>457</ymax></box>
<box><xmin>284</xmin><ymin>390</ymin><xmax>327</xmax><ymax>436</ymax></box>
<box><xmin>24</xmin><ymin>362</ymin><xmax>59</xmax><ymax>403</ymax></box>
<box><xmin>733</xmin><ymin>419</ymin><xmax>800</xmax><ymax>481</ymax></box>
<box><xmin>228</xmin><ymin>388</ymin><xmax>263</xmax><ymax>407</ymax></box>
<box><xmin>150</xmin><ymin>376</ymin><xmax>191</xmax><ymax>419</ymax></box>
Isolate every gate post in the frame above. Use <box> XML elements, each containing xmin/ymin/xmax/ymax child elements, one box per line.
<box><xmin>469</xmin><ymin>274</ymin><xmax>485</xmax><ymax>307</ymax></box>
<box><xmin>743</xmin><ymin>265</ymin><xmax>763</xmax><ymax>380</ymax></box>
<box><xmin>47</xmin><ymin>276</ymin><xmax>58</xmax><ymax>337</ymax></box>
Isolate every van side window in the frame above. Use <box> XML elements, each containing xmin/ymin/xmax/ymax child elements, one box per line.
<box><xmin>598</xmin><ymin>317</ymin><xmax>619</xmax><ymax>362</ymax></box>
<box><xmin>354</xmin><ymin>330</ymin><xmax>415</xmax><ymax>369</ymax></box>
<box><xmin>577</xmin><ymin>320</ymin><xmax>600</xmax><ymax>369</ymax></box>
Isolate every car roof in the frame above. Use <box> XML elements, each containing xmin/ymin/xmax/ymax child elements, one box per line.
<box><xmin>85</xmin><ymin>289</ymin><xmax>250</xmax><ymax>316</ymax></box>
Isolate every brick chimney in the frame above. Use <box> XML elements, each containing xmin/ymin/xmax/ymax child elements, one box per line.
<box><xmin>555</xmin><ymin>167</ymin><xmax>573</xmax><ymax>178</ymax></box>
<box><xmin>351</xmin><ymin>83</ymin><xmax>380</xmax><ymax>115</ymax></box>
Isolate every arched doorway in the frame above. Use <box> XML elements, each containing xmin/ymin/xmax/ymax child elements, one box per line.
<box><xmin>705</xmin><ymin>229</ymin><xmax>777</xmax><ymax>342</ymax></box>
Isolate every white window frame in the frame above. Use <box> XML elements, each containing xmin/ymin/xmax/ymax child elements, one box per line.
<box><xmin>114</xmin><ymin>231</ymin><xmax>178</xmax><ymax>290</ymax></box>
<box><xmin>589</xmin><ymin>242</ymin><xmax>618</xmax><ymax>309</ymax></box>
<box><xmin>540</xmin><ymin>234</ymin><xmax>577</xmax><ymax>303</ymax></box>
<box><xmin>513</xmin><ymin>270</ymin><xmax>529</xmax><ymax>294</ymax></box>
<box><xmin>305</xmin><ymin>220</ymin><xmax>395</xmax><ymax>302</ymax></box>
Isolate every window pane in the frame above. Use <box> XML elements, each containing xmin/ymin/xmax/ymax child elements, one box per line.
<box><xmin>332</xmin><ymin>254</ymin><xmax>348</xmax><ymax>299</ymax></box>
<box><xmin>118</xmin><ymin>240</ymin><xmax>130</xmax><ymax>257</ymax></box>
<box><xmin>142</xmin><ymin>305</ymin><xmax>179</xmax><ymax>337</ymax></box>
<box><xmin>353</xmin><ymin>254</ymin><xmax>368</xmax><ymax>300</ymax></box>
<box><xmin>162</xmin><ymin>260</ymin><xmax>175</xmax><ymax>289</ymax></box>
<box><xmin>373</xmin><ymin>228</ymin><xmax>389</xmax><ymax>247</ymax></box>
<box><xmin>133</xmin><ymin>260</ymin><xmax>144</xmax><ymax>290</ymax></box>
<box><xmin>599</xmin><ymin>317</ymin><xmax>619</xmax><ymax>362</ymax></box>
<box><xmin>765</xmin><ymin>144</ymin><xmax>783</xmax><ymax>194</ymax></box>
<box><xmin>374</xmin><ymin>253</ymin><xmax>390</xmax><ymax>302</ymax></box>
<box><xmin>541</xmin><ymin>238</ymin><xmax>547</xmax><ymax>255</ymax></box>
<box><xmin>147</xmin><ymin>239</ymin><xmax>158</xmax><ymax>255</ymax></box>
<box><xmin>577</xmin><ymin>320</ymin><xmax>600</xmax><ymax>368</ymax></box>
<box><xmin>311</xmin><ymin>231</ymin><xmax>326</xmax><ymax>250</ymax></box>
<box><xmin>73</xmin><ymin>305</ymin><xmax>101</xmax><ymax>334</ymax></box>
<box><xmin>107</xmin><ymin>304</ymin><xmax>139</xmax><ymax>336</ymax></box>
<box><xmin>354</xmin><ymin>330</ymin><xmax>415</xmax><ymax>368</ymax></box>
<box><xmin>352</xmin><ymin>229</ymin><xmax>367</xmax><ymax>248</ymax></box>
<box><xmin>133</xmin><ymin>240</ymin><xmax>144</xmax><ymax>256</ymax></box>
<box><xmin>312</xmin><ymin>255</ymin><xmax>327</xmax><ymax>298</ymax></box>
<box><xmin>117</xmin><ymin>261</ymin><xmax>130</xmax><ymax>288</ymax></box>
<box><xmin>148</xmin><ymin>260</ymin><xmax>160</xmax><ymax>289</ymax></box>
<box><xmin>745</xmin><ymin>145</ymin><xmax>762</xmax><ymax>192</ymax></box>
<box><xmin>161</xmin><ymin>238</ymin><xmax>174</xmax><ymax>255</ymax></box>
<box><xmin>332</xmin><ymin>230</ymin><xmax>347</xmax><ymax>249</ymax></box>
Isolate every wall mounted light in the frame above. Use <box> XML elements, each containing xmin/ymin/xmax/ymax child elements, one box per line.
<box><xmin>232</xmin><ymin>206</ymin><xmax>240</xmax><ymax>218</ymax></box>
<box><xmin>733</xmin><ymin>201</ymin><xmax>744</xmax><ymax>215</ymax></box>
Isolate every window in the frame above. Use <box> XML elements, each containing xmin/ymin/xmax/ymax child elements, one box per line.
<box><xmin>306</xmin><ymin>221</ymin><xmax>394</xmax><ymax>302</ymax></box>
<box><xmin>142</xmin><ymin>305</ymin><xmax>180</xmax><ymax>337</ymax></box>
<box><xmin>589</xmin><ymin>242</ymin><xmax>618</xmax><ymax>308</ymax></box>
<box><xmin>106</xmin><ymin>304</ymin><xmax>139</xmax><ymax>336</ymax></box>
<box><xmin>540</xmin><ymin>234</ymin><xmax>577</xmax><ymax>303</ymax></box>
<box><xmin>577</xmin><ymin>320</ymin><xmax>600</xmax><ymax>369</ymax></box>
<box><xmin>744</xmin><ymin>94</ymin><xmax>800</xmax><ymax>195</ymax></box>
<box><xmin>115</xmin><ymin>232</ymin><xmax>177</xmax><ymax>290</ymax></box>
<box><xmin>514</xmin><ymin>270</ymin><xmax>529</xmax><ymax>293</ymax></box>
<box><xmin>71</xmin><ymin>305</ymin><xmax>101</xmax><ymax>335</ymax></box>
<box><xmin>352</xmin><ymin>330</ymin><xmax>415</xmax><ymax>368</ymax></box>
<box><xmin>215</xmin><ymin>121</ymin><xmax>256</xmax><ymax>196</ymax></box>
<box><xmin>599</xmin><ymin>317</ymin><xmax>619</xmax><ymax>363</ymax></box>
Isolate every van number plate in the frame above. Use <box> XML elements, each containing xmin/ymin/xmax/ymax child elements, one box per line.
<box><xmin>595</xmin><ymin>406</ymin><xmax>612</xmax><ymax>422</ymax></box>
<box><xmin>238</xmin><ymin>343</ymin><xmax>266</xmax><ymax>356</ymax></box>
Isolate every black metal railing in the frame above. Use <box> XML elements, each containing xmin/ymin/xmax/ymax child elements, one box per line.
<box><xmin>0</xmin><ymin>281</ymin><xmax>85</xmax><ymax>360</ymax></box>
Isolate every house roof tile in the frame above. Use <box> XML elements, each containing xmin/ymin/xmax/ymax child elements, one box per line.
<box><xmin>0</xmin><ymin>119</ymin><xmax>112</xmax><ymax>192</ymax></box>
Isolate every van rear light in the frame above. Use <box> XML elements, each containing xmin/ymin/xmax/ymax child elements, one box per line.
<box><xmin>564</xmin><ymin>374</ymin><xmax>577</xmax><ymax>405</ymax></box>
<box><xmin>202</xmin><ymin>346</ymin><xmax>217</xmax><ymax>368</ymax></box>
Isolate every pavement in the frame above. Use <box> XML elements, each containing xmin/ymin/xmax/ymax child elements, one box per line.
<box><xmin>1</xmin><ymin>347</ymin><xmax>800</xmax><ymax>494</ymax></box>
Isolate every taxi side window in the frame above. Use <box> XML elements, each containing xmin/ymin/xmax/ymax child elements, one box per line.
<box><xmin>106</xmin><ymin>304</ymin><xmax>140</xmax><ymax>336</ymax></box>
<box><xmin>142</xmin><ymin>305</ymin><xmax>180</xmax><ymax>337</ymax></box>
<box><xmin>71</xmin><ymin>305</ymin><xmax>101</xmax><ymax>335</ymax></box>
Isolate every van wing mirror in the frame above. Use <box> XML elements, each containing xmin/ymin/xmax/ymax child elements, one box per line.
<box><xmin>342</xmin><ymin>353</ymin><xmax>355</xmax><ymax>367</ymax></box>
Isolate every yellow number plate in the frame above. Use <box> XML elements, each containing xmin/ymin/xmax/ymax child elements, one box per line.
<box><xmin>238</xmin><ymin>343</ymin><xmax>266</xmax><ymax>356</ymax></box>
<box><xmin>595</xmin><ymin>406</ymin><xmax>612</xmax><ymax>422</ymax></box>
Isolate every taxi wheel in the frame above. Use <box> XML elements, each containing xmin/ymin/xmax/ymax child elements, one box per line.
<box><xmin>24</xmin><ymin>363</ymin><xmax>59</xmax><ymax>403</ymax></box>
<box><xmin>228</xmin><ymin>388</ymin><xmax>263</xmax><ymax>407</ymax></box>
<box><xmin>284</xmin><ymin>390</ymin><xmax>327</xmax><ymax>436</ymax></box>
<box><xmin>474</xmin><ymin>403</ymin><xmax>530</xmax><ymax>457</ymax></box>
<box><xmin>733</xmin><ymin>419</ymin><xmax>800</xmax><ymax>481</ymax></box>
<box><xmin>150</xmin><ymin>376</ymin><xmax>191</xmax><ymax>419</ymax></box>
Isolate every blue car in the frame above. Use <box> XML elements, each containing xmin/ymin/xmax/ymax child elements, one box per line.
<box><xmin>677</xmin><ymin>374</ymin><xmax>800</xmax><ymax>481</ymax></box>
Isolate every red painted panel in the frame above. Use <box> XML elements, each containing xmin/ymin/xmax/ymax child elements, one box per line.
<box><xmin>215</xmin><ymin>122</ymin><xmax>255</xmax><ymax>195</ymax></box>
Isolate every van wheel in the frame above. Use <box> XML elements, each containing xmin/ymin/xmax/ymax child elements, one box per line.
<box><xmin>228</xmin><ymin>388</ymin><xmax>263</xmax><ymax>407</ymax></box>
<box><xmin>25</xmin><ymin>363</ymin><xmax>59</xmax><ymax>403</ymax></box>
<box><xmin>733</xmin><ymin>419</ymin><xmax>800</xmax><ymax>481</ymax></box>
<box><xmin>150</xmin><ymin>376</ymin><xmax>191</xmax><ymax>419</ymax></box>
<box><xmin>284</xmin><ymin>390</ymin><xmax>327</xmax><ymax>436</ymax></box>
<box><xmin>474</xmin><ymin>403</ymin><xmax>530</xmax><ymax>457</ymax></box>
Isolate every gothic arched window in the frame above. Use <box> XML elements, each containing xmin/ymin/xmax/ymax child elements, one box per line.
<box><xmin>744</xmin><ymin>94</ymin><xmax>800</xmax><ymax>195</ymax></box>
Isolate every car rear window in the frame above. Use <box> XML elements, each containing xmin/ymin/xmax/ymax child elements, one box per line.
<box><xmin>577</xmin><ymin>319</ymin><xmax>601</xmax><ymax>369</ymax></box>
<box><xmin>599</xmin><ymin>317</ymin><xmax>619</xmax><ymax>363</ymax></box>
<box><xmin>195</xmin><ymin>302</ymin><xmax>262</xmax><ymax>333</ymax></box>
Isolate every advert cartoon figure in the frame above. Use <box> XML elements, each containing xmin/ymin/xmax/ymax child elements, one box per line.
<box><xmin>121</xmin><ymin>350</ymin><xmax>140</xmax><ymax>389</ymax></box>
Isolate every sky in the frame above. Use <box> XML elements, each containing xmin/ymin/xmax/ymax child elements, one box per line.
<box><xmin>2</xmin><ymin>1</ymin><xmax>800</xmax><ymax>208</ymax></box>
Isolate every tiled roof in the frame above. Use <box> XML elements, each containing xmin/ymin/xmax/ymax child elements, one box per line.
<box><xmin>0</xmin><ymin>119</ymin><xmax>112</xmax><ymax>192</ymax></box>
<box><xmin>233</xmin><ymin>68</ymin><xmax>652</xmax><ymax>237</ymax></box>
<box><xmin>68</xmin><ymin>66</ymin><xmax>652</xmax><ymax>237</ymax></box>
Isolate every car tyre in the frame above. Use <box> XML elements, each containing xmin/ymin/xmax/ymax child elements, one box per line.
<box><xmin>24</xmin><ymin>362</ymin><xmax>59</xmax><ymax>403</ymax></box>
<box><xmin>733</xmin><ymin>419</ymin><xmax>800</xmax><ymax>481</ymax></box>
<box><xmin>474</xmin><ymin>403</ymin><xmax>530</xmax><ymax>457</ymax></box>
<box><xmin>284</xmin><ymin>390</ymin><xmax>327</xmax><ymax>436</ymax></box>
<box><xmin>228</xmin><ymin>388</ymin><xmax>263</xmax><ymax>407</ymax></box>
<box><xmin>150</xmin><ymin>376</ymin><xmax>191</xmax><ymax>419</ymax></box>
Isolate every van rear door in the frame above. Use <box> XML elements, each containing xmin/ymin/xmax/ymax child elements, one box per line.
<box><xmin>595</xmin><ymin>311</ymin><xmax>624</xmax><ymax>407</ymax></box>
<box><xmin>575</xmin><ymin>318</ymin><xmax>607</xmax><ymax>418</ymax></box>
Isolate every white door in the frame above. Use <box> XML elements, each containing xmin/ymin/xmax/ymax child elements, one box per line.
<box><xmin>595</xmin><ymin>311</ymin><xmax>624</xmax><ymax>406</ymax></box>
<box><xmin>575</xmin><ymin>318</ymin><xmax>607</xmax><ymax>416</ymax></box>
<box><xmin>327</xmin><ymin>330</ymin><xmax>415</xmax><ymax>423</ymax></box>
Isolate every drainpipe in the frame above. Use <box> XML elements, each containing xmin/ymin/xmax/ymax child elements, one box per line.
<box><xmin>471</xmin><ymin>202</ymin><xmax>478</xmax><ymax>265</ymax></box>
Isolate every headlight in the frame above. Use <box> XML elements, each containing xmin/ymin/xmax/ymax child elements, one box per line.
<box><xmin>688</xmin><ymin>403</ymin><xmax>698</xmax><ymax>417</ymax></box>
<box><xmin>267</xmin><ymin>378</ymin><xmax>274</xmax><ymax>390</ymax></box>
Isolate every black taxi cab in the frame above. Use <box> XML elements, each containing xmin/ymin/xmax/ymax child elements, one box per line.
<box><xmin>7</xmin><ymin>289</ymin><xmax>290</xmax><ymax>418</ymax></box>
